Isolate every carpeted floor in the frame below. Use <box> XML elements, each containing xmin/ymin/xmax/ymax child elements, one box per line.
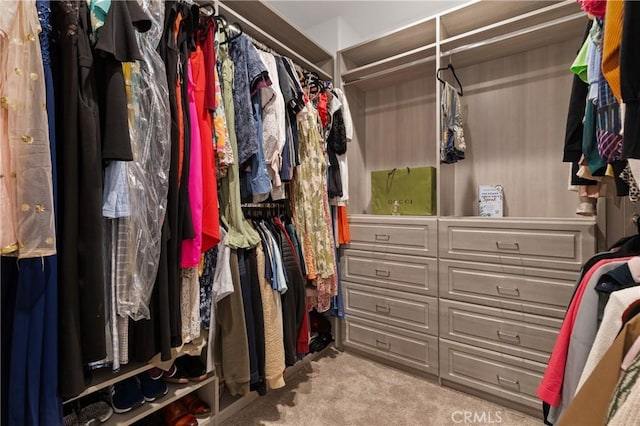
<box><xmin>221</xmin><ymin>349</ymin><xmax>541</xmax><ymax>426</ymax></box>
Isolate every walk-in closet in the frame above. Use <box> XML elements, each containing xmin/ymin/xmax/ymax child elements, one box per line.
<box><xmin>3</xmin><ymin>0</ymin><xmax>640</xmax><ymax>425</ymax></box>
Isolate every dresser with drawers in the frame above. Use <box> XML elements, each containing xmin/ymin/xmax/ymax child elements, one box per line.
<box><xmin>437</xmin><ymin>217</ymin><xmax>596</xmax><ymax>412</ymax></box>
<box><xmin>341</xmin><ymin>215</ymin><xmax>440</xmax><ymax>376</ymax></box>
<box><xmin>341</xmin><ymin>215</ymin><xmax>596</xmax><ymax>413</ymax></box>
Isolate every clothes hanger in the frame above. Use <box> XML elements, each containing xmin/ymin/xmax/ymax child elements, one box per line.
<box><xmin>437</xmin><ymin>62</ymin><xmax>464</xmax><ymax>96</ymax></box>
<box><xmin>218</xmin><ymin>20</ymin><xmax>243</xmax><ymax>45</ymax></box>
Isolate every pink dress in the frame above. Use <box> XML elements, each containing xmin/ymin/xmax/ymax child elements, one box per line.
<box><xmin>181</xmin><ymin>61</ymin><xmax>203</xmax><ymax>267</ymax></box>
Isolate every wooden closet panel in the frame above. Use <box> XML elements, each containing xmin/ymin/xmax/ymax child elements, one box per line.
<box><xmin>362</xmin><ymin>76</ymin><xmax>437</xmax><ymax>214</ymax></box>
<box><xmin>605</xmin><ymin>197</ymin><xmax>637</xmax><ymax>249</ymax></box>
<box><xmin>444</xmin><ymin>40</ymin><xmax>578</xmax><ymax>218</ymax></box>
<box><xmin>345</xmin><ymin>86</ymin><xmax>368</xmax><ymax>214</ymax></box>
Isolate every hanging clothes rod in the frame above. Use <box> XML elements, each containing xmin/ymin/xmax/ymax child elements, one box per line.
<box><xmin>247</xmin><ymin>34</ymin><xmax>277</xmax><ymax>56</ymax></box>
<box><xmin>216</xmin><ymin>2</ymin><xmax>332</xmax><ymax>81</ymax></box>
<box><xmin>343</xmin><ymin>54</ymin><xmax>437</xmax><ymax>86</ymax></box>
<box><xmin>440</xmin><ymin>12</ymin><xmax>585</xmax><ymax>58</ymax></box>
<box><xmin>241</xmin><ymin>202</ymin><xmax>284</xmax><ymax>208</ymax></box>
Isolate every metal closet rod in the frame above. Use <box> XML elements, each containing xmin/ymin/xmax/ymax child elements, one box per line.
<box><xmin>241</xmin><ymin>202</ymin><xmax>285</xmax><ymax>208</ymax></box>
<box><xmin>216</xmin><ymin>2</ymin><xmax>332</xmax><ymax>81</ymax></box>
<box><xmin>440</xmin><ymin>12</ymin><xmax>585</xmax><ymax>57</ymax></box>
<box><xmin>343</xmin><ymin>12</ymin><xmax>583</xmax><ymax>85</ymax></box>
<box><xmin>343</xmin><ymin>54</ymin><xmax>437</xmax><ymax>86</ymax></box>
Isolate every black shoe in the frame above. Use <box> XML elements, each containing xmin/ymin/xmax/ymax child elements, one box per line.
<box><xmin>175</xmin><ymin>356</ymin><xmax>207</xmax><ymax>382</ymax></box>
<box><xmin>162</xmin><ymin>362</ymin><xmax>189</xmax><ymax>384</ymax></box>
<box><xmin>138</xmin><ymin>371</ymin><xmax>168</xmax><ymax>402</ymax></box>
<box><xmin>111</xmin><ymin>377</ymin><xmax>145</xmax><ymax>414</ymax></box>
<box><xmin>309</xmin><ymin>333</ymin><xmax>333</xmax><ymax>353</ymax></box>
<box><xmin>77</xmin><ymin>401</ymin><xmax>113</xmax><ymax>426</ymax></box>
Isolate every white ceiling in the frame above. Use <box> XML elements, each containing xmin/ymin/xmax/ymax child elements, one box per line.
<box><xmin>267</xmin><ymin>0</ymin><xmax>467</xmax><ymax>53</ymax></box>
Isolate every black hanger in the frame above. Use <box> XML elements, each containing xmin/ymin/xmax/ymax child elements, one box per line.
<box><xmin>217</xmin><ymin>17</ymin><xmax>243</xmax><ymax>45</ymax></box>
<box><xmin>437</xmin><ymin>63</ymin><xmax>463</xmax><ymax>96</ymax></box>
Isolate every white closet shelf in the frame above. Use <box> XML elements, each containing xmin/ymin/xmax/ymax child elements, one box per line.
<box><xmin>440</xmin><ymin>12</ymin><xmax>587</xmax><ymax>69</ymax></box>
<box><xmin>63</xmin><ymin>363</ymin><xmax>154</xmax><ymax>405</ymax></box>
<box><xmin>343</xmin><ymin>59</ymin><xmax>436</xmax><ymax>90</ymax></box>
<box><xmin>103</xmin><ymin>374</ymin><xmax>217</xmax><ymax>426</ymax></box>
<box><xmin>218</xmin><ymin>1</ymin><xmax>333</xmax><ymax>81</ymax></box>
<box><xmin>440</xmin><ymin>0</ymin><xmax>582</xmax><ymax>52</ymax></box>
<box><xmin>340</xmin><ymin>17</ymin><xmax>437</xmax><ymax>70</ymax></box>
<box><xmin>342</xmin><ymin>43</ymin><xmax>436</xmax><ymax>85</ymax></box>
<box><xmin>439</xmin><ymin>0</ymin><xmax>559</xmax><ymax>39</ymax></box>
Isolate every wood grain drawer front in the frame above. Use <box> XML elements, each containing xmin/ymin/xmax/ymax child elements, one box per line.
<box><xmin>345</xmin><ymin>317</ymin><xmax>438</xmax><ymax>375</ymax></box>
<box><xmin>345</xmin><ymin>282</ymin><xmax>438</xmax><ymax>335</ymax></box>
<box><xmin>439</xmin><ymin>259</ymin><xmax>575</xmax><ymax>318</ymax></box>
<box><xmin>440</xmin><ymin>300</ymin><xmax>561</xmax><ymax>364</ymax></box>
<box><xmin>438</xmin><ymin>218</ymin><xmax>595</xmax><ymax>271</ymax></box>
<box><xmin>346</xmin><ymin>215</ymin><xmax>438</xmax><ymax>257</ymax></box>
<box><xmin>440</xmin><ymin>339</ymin><xmax>545</xmax><ymax>409</ymax></box>
<box><xmin>342</xmin><ymin>250</ymin><xmax>437</xmax><ymax>296</ymax></box>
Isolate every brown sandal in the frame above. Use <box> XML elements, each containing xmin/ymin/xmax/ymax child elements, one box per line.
<box><xmin>160</xmin><ymin>401</ymin><xmax>198</xmax><ymax>426</ymax></box>
<box><xmin>180</xmin><ymin>393</ymin><xmax>211</xmax><ymax>418</ymax></box>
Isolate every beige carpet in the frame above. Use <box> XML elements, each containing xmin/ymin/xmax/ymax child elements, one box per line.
<box><xmin>222</xmin><ymin>349</ymin><xmax>541</xmax><ymax>426</ymax></box>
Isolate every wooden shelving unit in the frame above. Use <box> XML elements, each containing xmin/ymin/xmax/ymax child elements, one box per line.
<box><xmin>64</xmin><ymin>363</ymin><xmax>154</xmax><ymax>405</ymax></box>
<box><xmin>60</xmin><ymin>2</ymin><xmax>337</xmax><ymax>425</ymax></box>
<box><xmin>105</xmin><ymin>375</ymin><xmax>217</xmax><ymax>426</ymax></box>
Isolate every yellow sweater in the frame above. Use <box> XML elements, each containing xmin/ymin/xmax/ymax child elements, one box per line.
<box><xmin>602</xmin><ymin>0</ymin><xmax>624</xmax><ymax>102</ymax></box>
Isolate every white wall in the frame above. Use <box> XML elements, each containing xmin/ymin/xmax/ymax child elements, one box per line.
<box><xmin>268</xmin><ymin>0</ymin><xmax>467</xmax><ymax>53</ymax></box>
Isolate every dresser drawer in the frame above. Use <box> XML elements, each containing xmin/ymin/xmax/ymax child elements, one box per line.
<box><xmin>438</xmin><ymin>218</ymin><xmax>595</xmax><ymax>271</ymax></box>
<box><xmin>345</xmin><ymin>282</ymin><xmax>438</xmax><ymax>335</ymax></box>
<box><xmin>439</xmin><ymin>299</ymin><xmax>561</xmax><ymax>364</ymax></box>
<box><xmin>440</xmin><ymin>339</ymin><xmax>545</xmax><ymax>410</ymax></box>
<box><xmin>346</xmin><ymin>215</ymin><xmax>438</xmax><ymax>257</ymax></box>
<box><xmin>344</xmin><ymin>316</ymin><xmax>438</xmax><ymax>375</ymax></box>
<box><xmin>341</xmin><ymin>250</ymin><xmax>437</xmax><ymax>296</ymax></box>
<box><xmin>439</xmin><ymin>259</ymin><xmax>576</xmax><ymax>318</ymax></box>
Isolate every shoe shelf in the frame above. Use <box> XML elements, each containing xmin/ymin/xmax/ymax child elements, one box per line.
<box><xmin>64</xmin><ymin>363</ymin><xmax>155</xmax><ymax>405</ymax></box>
<box><xmin>104</xmin><ymin>374</ymin><xmax>217</xmax><ymax>426</ymax></box>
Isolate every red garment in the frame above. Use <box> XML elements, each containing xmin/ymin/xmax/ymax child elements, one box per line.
<box><xmin>191</xmin><ymin>46</ymin><xmax>220</xmax><ymax>252</ymax></box>
<box><xmin>578</xmin><ymin>0</ymin><xmax>606</xmax><ymax>19</ymax></box>
<box><xmin>317</xmin><ymin>92</ymin><xmax>329</xmax><ymax>128</ymax></box>
<box><xmin>297</xmin><ymin>307</ymin><xmax>310</xmax><ymax>355</ymax></box>
<box><xmin>201</xmin><ymin>19</ymin><xmax>216</xmax><ymax>112</ymax></box>
<box><xmin>537</xmin><ymin>257</ymin><xmax>632</xmax><ymax>406</ymax></box>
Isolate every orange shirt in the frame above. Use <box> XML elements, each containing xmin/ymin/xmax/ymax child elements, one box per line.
<box><xmin>175</xmin><ymin>13</ymin><xmax>185</xmax><ymax>184</ymax></box>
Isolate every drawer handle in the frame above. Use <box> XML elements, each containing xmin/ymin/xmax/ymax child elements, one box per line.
<box><xmin>376</xmin><ymin>339</ymin><xmax>391</xmax><ymax>350</ymax></box>
<box><xmin>497</xmin><ymin>375</ymin><xmax>520</xmax><ymax>387</ymax></box>
<box><xmin>375</xmin><ymin>233</ymin><xmax>390</xmax><ymax>241</ymax></box>
<box><xmin>375</xmin><ymin>269</ymin><xmax>391</xmax><ymax>278</ymax></box>
<box><xmin>496</xmin><ymin>330</ymin><xmax>520</xmax><ymax>342</ymax></box>
<box><xmin>496</xmin><ymin>286</ymin><xmax>520</xmax><ymax>297</ymax></box>
<box><xmin>496</xmin><ymin>241</ymin><xmax>520</xmax><ymax>250</ymax></box>
<box><xmin>376</xmin><ymin>304</ymin><xmax>391</xmax><ymax>314</ymax></box>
